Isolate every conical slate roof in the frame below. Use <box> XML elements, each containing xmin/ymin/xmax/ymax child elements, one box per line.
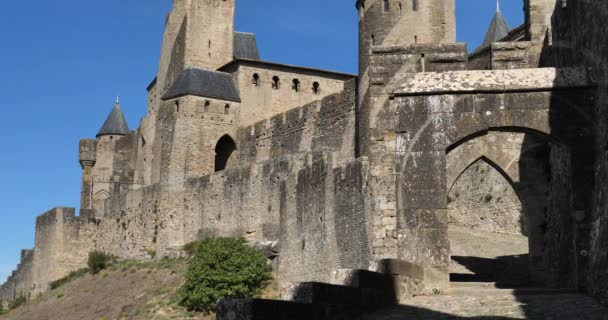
<box><xmin>478</xmin><ymin>8</ymin><xmax>511</xmax><ymax>50</ymax></box>
<box><xmin>97</xmin><ymin>100</ymin><xmax>129</xmax><ymax>137</ymax></box>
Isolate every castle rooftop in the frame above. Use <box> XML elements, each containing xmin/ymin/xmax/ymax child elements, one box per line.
<box><xmin>97</xmin><ymin>100</ymin><xmax>129</xmax><ymax>137</ymax></box>
<box><xmin>161</xmin><ymin>68</ymin><xmax>241</xmax><ymax>102</ymax></box>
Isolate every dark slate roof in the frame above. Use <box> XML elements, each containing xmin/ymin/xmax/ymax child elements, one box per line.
<box><xmin>234</xmin><ymin>32</ymin><xmax>260</xmax><ymax>60</ymax></box>
<box><xmin>478</xmin><ymin>10</ymin><xmax>511</xmax><ymax>51</ymax></box>
<box><xmin>97</xmin><ymin>101</ymin><xmax>129</xmax><ymax>137</ymax></box>
<box><xmin>161</xmin><ymin>68</ymin><xmax>241</xmax><ymax>102</ymax></box>
<box><xmin>219</xmin><ymin>58</ymin><xmax>357</xmax><ymax>79</ymax></box>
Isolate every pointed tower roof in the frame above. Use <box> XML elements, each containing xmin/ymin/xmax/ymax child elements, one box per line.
<box><xmin>97</xmin><ymin>98</ymin><xmax>129</xmax><ymax>138</ymax></box>
<box><xmin>478</xmin><ymin>1</ymin><xmax>511</xmax><ymax>50</ymax></box>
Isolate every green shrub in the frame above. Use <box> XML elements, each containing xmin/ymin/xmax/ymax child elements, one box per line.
<box><xmin>88</xmin><ymin>251</ymin><xmax>113</xmax><ymax>274</ymax></box>
<box><xmin>50</xmin><ymin>268</ymin><xmax>89</xmax><ymax>290</ymax></box>
<box><xmin>182</xmin><ymin>241</ymin><xmax>198</xmax><ymax>256</ymax></box>
<box><xmin>178</xmin><ymin>237</ymin><xmax>271</xmax><ymax>312</ymax></box>
<box><xmin>9</xmin><ymin>295</ymin><xmax>26</xmax><ymax>310</ymax></box>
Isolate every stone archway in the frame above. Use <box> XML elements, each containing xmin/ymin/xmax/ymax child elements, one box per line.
<box><xmin>215</xmin><ymin>135</ymin><xmax>237</xmax><ymax>172</ymax></box>
<box><xmin>445</xmin><ymin>130</ymin><xmax>554</xmax><ymax>286</ymax></box>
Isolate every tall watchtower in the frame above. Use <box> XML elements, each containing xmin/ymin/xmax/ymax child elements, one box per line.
<box><xmin>157</xmin><ymin>0</ymin><xmax>236</xmax><ymax>95</ymax></box>
<box><xmin>356</xmin><ymin>0</ymin><xmax>456</xmax><ymax>78</ymax></box>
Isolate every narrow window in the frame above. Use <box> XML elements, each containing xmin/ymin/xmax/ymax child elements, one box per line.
<box><xmin>175</xmin><ymin>100</ymin><xmax>180</xmax><ymax>113</ymax></box>
<box><xmin>371</xmin><ymin>34</ymin><xmax>375</xmax><ymax>46</ymax></box>
<box><xmin>412</xmin><ymin>0</ymin><xmax>418</xmax><ymax>11</ymax></box>
<box><xmin>272</xmin><ymin>76</ymin><xmax>280</xmax><ymax>89</ymax></box>
<box><xmin>399</xmin><ymin>2</ymin><xmax>402</xmax><ymax>15</ymax></box>
<box><xmin>204</xmin><ymin>100</ymin><xmax>210</xmax><ymax>113</ymax></box>
<box><xmin>292</xmin><ymin>79</ymin><xmax>300</xmax><ymax>92</ymax></box>
<box><xmin>224</xmin><ymin>104</ymin><xmax>230</xmax><ymax>115</ymax></box>
<box><xmin>209</xmin><ymin>40</ymin><xmax>212</xmax><ymax>48</ymax></box>
<box><xmin>312</xmin><ymin>82</ymin><xmax>320</xmax><ymax>95</ymax></box>
<box><xmin>383</xmin><ymin>0</ymin><xmax>390</xmax><ymax>12</ymax></box>
<box><xmin>252</xmin><ymin>73</ymin><xmax>260</xmax><ymax>86</ymax></box>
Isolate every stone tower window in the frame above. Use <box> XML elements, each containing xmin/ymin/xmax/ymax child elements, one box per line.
<box><xmin>399</xmin><ymin>2</ymin><xmax>402</xmax><ymax>15</ymax></box>
<box><xmin>383</xmin><ymin>0</ymin><xmax>390</xmax><ymax>12</ymax></box>
<box><xmin>292</xmin><ymin>79</ymin><xmax>300</xmax><ymax>92</ymax></box>
<box><xmin>272</xmin><ymin>76</ymin><xmax>280</xmax><ymax>89</ymax></box>
<box><xmin>312</xmin><ymin>82</ymin><xmax>320</xmax><ymax>95</ymax></box>
<box><xmin>412</xmin><ymin>0</ymin><xmax>418</xmax><ymax>11</ymax></box>
<box><xmin>175</xmin><ymin>100</ymin><xmax>180</xmax><ymax>113</ymax></box>
<box><xmin>371</xmin><ymin>34</ymin><xmax>375</xmax><ymax>46</ymax></box>
<box><xmin>204</xmin><ymin>100</ymin><xmax>210</xmax><ymax>113</ymax></box>
<box><xmin>224</xmin><ymin>104</ymin><xmax>230</xmax><ymax>115</ymax></box>
<box><xmin>252</xmin><ymin>73</ymin><xmax>260</xmax><ymax>86</ymax></box>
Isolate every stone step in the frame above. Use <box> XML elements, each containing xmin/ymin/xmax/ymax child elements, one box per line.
<box><xmin>447</xmin><ymin>283</ymin><xmax>576</xmax><ymax>296</ymax></box>
<box><xmin>293</xmin><ymin>282</ymin><xmax>396</xmax><ymax>307</ymax></box>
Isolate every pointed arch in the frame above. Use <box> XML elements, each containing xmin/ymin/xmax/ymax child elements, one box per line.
<box><xmin>93</xmin><ymin>190</ymin><xmax>111</xmax><ymax>202</ymax></box>
<box><xmin>215</xmin><ymin>134</ymin><xmax>237</xmax><ymax>172</ymax></box>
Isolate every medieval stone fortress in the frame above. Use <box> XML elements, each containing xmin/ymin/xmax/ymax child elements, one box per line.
<box><xmin>2</xmin><ymin>0</ymin><xmax>608</xmax><ymax>318</ymax></box>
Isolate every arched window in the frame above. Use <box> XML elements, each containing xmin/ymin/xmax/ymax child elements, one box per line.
<box><xmin>312</xmin><ymin>82</ymin><xmax>320</xmax><ymax>95</ymax></box>
<box><xmin>204</xmin><ymin>100</ymin><xmax>210</xmax><ymax>113</ymax></box>
<box><xmin>175</xmin><ymin>100</ymin><xmax>180</xmax><ymax>113</ymax></box>
<box><xmin>215</xmin><ymin>135</ymin><xmax>237</xmax><ymax>172</ymax></box>
<box><xmin>383</xmin><ymin>0</ymin><xmax>390</xmax><ymax>12</ymax></box>
<box><xmin>224</xmin><ymin>104</ymin><xmax>230</xmax><ymax>115</ymax></box>
<box><xmin>292</xmin><ymin>79</ymin><xmax>300</xmax><ymax>92</ymax></box>
<box><xmin>371</xmin><ymin>34</ymin><xmax>376</xmax><ymax>46</ymax></box>
<box><xmin>272</xmin><ymin>76</ymin><xmax>280</xmax><ymax>89</ymax></box>
<box><xmin>252</xmin><ymin>73</ymin><xmax>260</xmax><ymax>86</ymax></box>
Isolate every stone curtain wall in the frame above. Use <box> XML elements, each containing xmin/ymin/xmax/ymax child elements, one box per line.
<box><xmin>278</xmin><ymin>156</ymin><xmax>371</xmax><ymax>294</ymax></box>
<box><xmin>0</xmin><ymin>83</ymin><xmax>361</xmax><ymax>302</ymax></box>
<box><xmin>237</xmin><ymin>80</ymin><xmax>357</xmax><ymax>168</ymax></box>
<box><xmin>0</xmin><ymin>250</ymin><xmax>33</xmax><ymax>303</ymax></box>
<box><xmin>448</xmin><ymin>159</ymin><xmax>525</xmax><ymax>235</ymax></box>
<box><xmin>540</xmin><ymin>1</ymin><xmax>608</xmax><ymax>304</ymax></box>
<box><xmin>0</xmin><ymin>208</ymin><xmax>96</xmax><ymax>301</ymax></box>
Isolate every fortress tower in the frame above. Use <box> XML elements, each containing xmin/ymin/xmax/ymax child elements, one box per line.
<box><xmin>356</xmin><ymin>0</ymin><xmax>456</xmax><ymax>79</ymax></box>
<box><xmin>157</xmin><ymin>0</ymin><xmax>236</xmax><ymax>95</ymax></box>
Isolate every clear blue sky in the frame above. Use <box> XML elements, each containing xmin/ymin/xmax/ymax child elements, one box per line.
<box><xmin>0</xmin><ymin>0</ymin><xmax>523</xmax><ymax>281</ymax></box>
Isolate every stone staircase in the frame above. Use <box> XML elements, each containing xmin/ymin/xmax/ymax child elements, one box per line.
<box><xmin>359</xmin><ymin>282</ymin><xmax>608</xmax><ymax>320</ymax></box>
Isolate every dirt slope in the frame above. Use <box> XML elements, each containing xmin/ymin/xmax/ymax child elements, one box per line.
<box><xmin>0</xmin><ymin>260</ymin><xmax>212</xmax><ymax>320</ymax></box>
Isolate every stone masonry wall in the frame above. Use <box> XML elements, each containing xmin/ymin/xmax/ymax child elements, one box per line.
<box><xmin>448</xmin><ymin>159</ymin><xmax>524</xmax><ymax>235</ymax></box>
<box><xmin>228</xmin><ymin>63</ymin><xmax>351</xmax><ymax>128</ymax></box>
<box><xmin>237</xmin><ymin>80</ymin><xmax>357</xmax><ymax>167</ymax></box>
<box><xmin>540</xmin><ymin>1</ymin><xmax>608</xmax><ymax>301</ymax></box>
<box><xmin>0</xmin><ymin>82</ymin><xmax>360</xmax><ymax>302</ymax></box>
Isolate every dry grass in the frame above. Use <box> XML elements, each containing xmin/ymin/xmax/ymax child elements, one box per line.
<box><xmin>0</xmin><ymin>259</ymin><xmax>214</xmax><ymax>320</ymax></box>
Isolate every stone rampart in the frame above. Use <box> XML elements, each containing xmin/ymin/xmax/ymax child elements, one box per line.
<box><xmin>237</xmin><ymin>79</ymin><xmax>357</xmax><ymax>167</ymax></box>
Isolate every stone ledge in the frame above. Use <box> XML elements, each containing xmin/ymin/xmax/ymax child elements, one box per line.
<box><xmin>394</xmin><ymin>67</ymin><xmax>596</xmax><ymax>96</ymax></box>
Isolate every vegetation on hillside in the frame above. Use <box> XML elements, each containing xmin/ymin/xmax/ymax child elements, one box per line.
<box><xmin>88</xmin><ymin>251</ymin><xmax>115</xmax><ymax>274</ymax></box>
<box><xmin>178</xmin><ymin>237</ymin><xmax>272</xmax><ymax>312</ymax></box>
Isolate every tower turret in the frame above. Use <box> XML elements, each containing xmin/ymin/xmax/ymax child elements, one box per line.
<box><xmin>357</xmin><ymin>0</ymin><xmax>456</xmax><ymax>78</ymax></box>
<box><xmin>477</xmin><ymin>1</ymin><xmax>511</xmax><ymax>51</ymax></box>
<box><xmin>96</xmin><ymin>98</ymin><xmax>129</xmax><ymax>138</ymax></box>
<box><xmin>157</xmin><ymin>0</ymin><xmax>236</xmax><ymax>95</ymax></box>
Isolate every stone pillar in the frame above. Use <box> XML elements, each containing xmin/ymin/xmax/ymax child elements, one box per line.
<box><xmin>79</xmin><ymin>139</ymin><xmax>97</xmax><ymax>210</ymax></box>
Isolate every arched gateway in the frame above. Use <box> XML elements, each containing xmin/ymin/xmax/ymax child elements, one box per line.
<box><xmin>390</xmin><ymin>68</ymin><xmax>596</xmax><ymax>290</ymax></box>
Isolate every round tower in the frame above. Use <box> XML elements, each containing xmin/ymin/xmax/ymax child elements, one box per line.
<box><xmin>357</xmin><ymin>0</ymin><xmax>456</xmax><ymax>77</ymax></box>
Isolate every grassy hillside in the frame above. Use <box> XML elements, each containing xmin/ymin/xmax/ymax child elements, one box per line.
<box><xmin>0</xmin><ymin>258</ymin><xmax>267</xmax><ymax>320</ymax></box>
